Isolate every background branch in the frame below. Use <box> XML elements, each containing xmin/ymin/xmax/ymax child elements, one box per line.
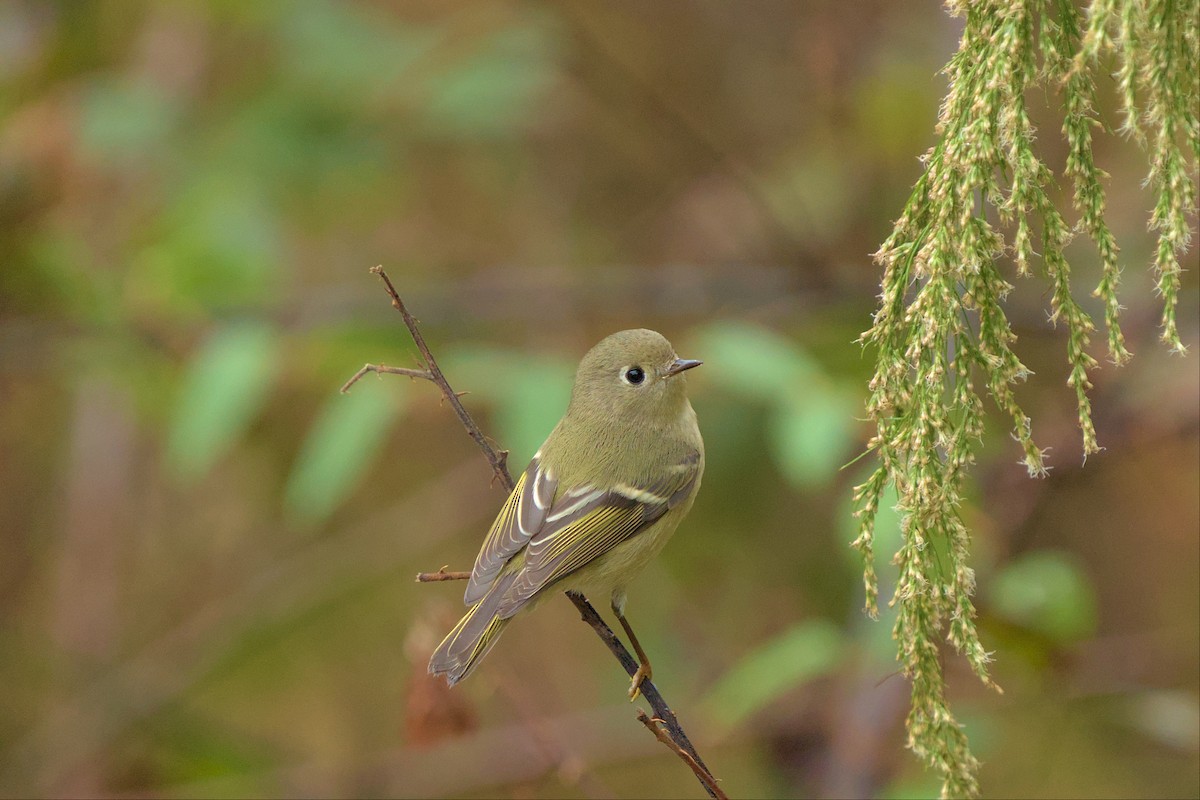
<box><xmin>349</xmin><ymin>266</ymin><xmax>721</xmax><ymax>798</ymax></box>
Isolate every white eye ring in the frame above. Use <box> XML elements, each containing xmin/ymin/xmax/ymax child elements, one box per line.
<box><xmin>620</xmin><ymin>366</ymin><xmax>646</xmax><ymax>385</ymax></box>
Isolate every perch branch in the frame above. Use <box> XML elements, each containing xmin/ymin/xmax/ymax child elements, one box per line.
<box><xmin>347</xmin><ymin>266</ymin><xmax>721</xmax><ymax>799</ymax></box>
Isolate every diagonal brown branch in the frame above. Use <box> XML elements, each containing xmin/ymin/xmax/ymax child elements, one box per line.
<box><xmin>346</xmin><ymin>266</ymin><xmax>722</xmax><ymax>799</ymax></box>
<box><xmin>637</xmin><ymin>710</ymin><xmax>729</xmax><ymax>800</ymax></box>
<box><xmin>365</xmin><ymin>266</ymin><xmax>513</xmax><ymax>487</ymax></box>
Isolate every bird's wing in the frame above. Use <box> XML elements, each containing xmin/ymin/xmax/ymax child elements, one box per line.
<box><xmin>494</xmin><ymin>450</ymin><xmax>701</xmax><ymax>618</ymax></box>
<box><xmin>464</xmin><ymin>454</ymin><xmax>558</xmax><ymax>604</ymax></box>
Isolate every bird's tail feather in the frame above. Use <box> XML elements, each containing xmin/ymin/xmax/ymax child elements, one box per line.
<box><xmin>428</xmin><ymin>572</ymin><xmax>516</xmax><ymax>685</ymax></box>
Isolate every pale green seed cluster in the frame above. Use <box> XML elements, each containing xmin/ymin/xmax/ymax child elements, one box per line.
<box><xmin>853</xmin><ymin>1</ymin><xmax>1197</xmax><ymax>797</ymax></box>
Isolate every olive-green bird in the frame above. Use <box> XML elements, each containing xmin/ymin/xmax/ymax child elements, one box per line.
<box><xmin>428</xmin><ymin>329</ymin><xmax>704</xmax><ymax>699</ymax></box>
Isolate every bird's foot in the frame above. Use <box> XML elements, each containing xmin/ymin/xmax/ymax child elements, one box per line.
<box><xmin>628</xmin><ymin>662</ymin><xmax>652</xmax><ymax>702</ymax></box>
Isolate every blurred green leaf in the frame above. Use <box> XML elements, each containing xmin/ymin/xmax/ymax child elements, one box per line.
<box><xmin>692</xmin><ymin>322</ymin><xmax>856</xmax><ymax>486</ymax></box>
<box><xmin>284</xmin><ymin>381</ymin><xmax>405</xmax><ymax>525</ymax></box>
<box><xmin>494</xmin><ymin>361</ymin><xmax>573</xmax><ymax>466</ymax></box>
<box><xmin>439</xmin><ymin>345</ymin><xmax>526</xmax><ymax>400</ymax></box>
<box><xmin>691</xmin><ymin>321</ymin><xmax>821</xmax><ymax>402</ymax></box>
<box><xmin>231</xmin><ymin>3</ymin><xmax>436</xmax><ymax>208</ymax></box>
<box><xmin>280</xmin><ymin>1</ymin><xmax>437</xmax><ymax>102</ymax></box>
<box><xmin>441</xmin><ymin>345</ymin><xmax>574</xmax><ymax>466</ymax></box>
<box><xmin>769</xmin><ymin>389</ymin><xmax>856</xmax><ymax>487</ymax></box>
<box><xmin>700</xmin><ymin>619</ymin><xmax>844</xmax><ymax>732</ymax></box>
<box><xmin>989</xmin><ymin>550</ymin><xmax>1099</xmax><ymax>642</ymax></box>
<box><xmin>78</xmin><ymin>78</ymin><xmax>177</xmax><ymax>161</ymax></box>
<box><xmin>168</xmin><ymin>322</ymin><xmax>282</xmax><ymax>479</ymax></box>
<box><xmin>129</xmin><ymin>175</ymin><xmax>282</xmax><ymax>319</ymax></box>
<box><xmin>422</xmin><ymin>23</ymin><xmax>558</xmax><ymax>139</ymax></box>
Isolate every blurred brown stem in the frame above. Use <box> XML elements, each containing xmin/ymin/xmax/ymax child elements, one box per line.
<box><xmin>347</xmin><ymin>265</ymin><xmax>722</xmax><ymax>799</ymax></box>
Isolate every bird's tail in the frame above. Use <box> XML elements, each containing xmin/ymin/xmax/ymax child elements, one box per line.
<box><xmin>428</xmin><ymin>572</ymin><xmax>516</xmax><ymax>685</ymax></box>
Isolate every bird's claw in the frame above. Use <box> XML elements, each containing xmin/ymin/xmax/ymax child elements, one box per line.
<box><xmin>628</xmin><ymin>663</ymin><xmax>652</xmax><ymax>702</ymax></box>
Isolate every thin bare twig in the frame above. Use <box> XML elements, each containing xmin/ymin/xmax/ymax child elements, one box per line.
<box><xmin>637</xmin><ymin>711</ymin><xmax>729</xmax><ymax>800</ymax></box>
<box><xmin>340</xmin><ymin>364</ymin><xmax>433</xmax><ymax>394</ymax></box>
<box><xmin>347</xmin><ymin>266</ymin><xmax>722</xmax><ymax>799</ymax></box>
<box><xmin>367</xmin><ymin>266</ymin><xmax>514</xmax><ymax>489</ymax></box>
<box><xmin>416</xmin><ymin>568</ymin><xmax>472</xmax><ymax>583</ymax></box>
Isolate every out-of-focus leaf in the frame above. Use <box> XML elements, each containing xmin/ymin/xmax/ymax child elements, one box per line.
<box><xmin>254</xmin><ymin>2</ymin><xmax>435</xmax><ymax>205</ymax></box>
<box><xmin>440</xmin><ymin>346</ymin><xmax>573</xmax><ymax>466</ymax></box>
<box><xmin>284</xmin><ymin>381</ymin><xmax>405</xmax><ymax>525</ymax></box>
<box><xmin>128</xmin><ymin>175</ymin><xmax>282</xmax><ymax>318</ymax></box>
<box><xmin>218</xmin><ymin>93</ymin><xmax>394</xmax><ymax>211</ymax></box>
<box><xmin>438</xmin><ymin>345</ymin><xmax>526</xmax><ymax>402</ymax></box>
<box><xmin>700</xmin><ymin>619</ymin><xmax>844</xmax><ymax>732</ymax></box>
<box><xmin>989</xmin><ymin>550</ymin><xmax>1098</xmax><ymax>642</ymax></box>
<box><xmin>690</xmin><ymin>321</ymin><xmax>821</xmax><ymax>402</ymax></box>
<box><xmin>78</xmin><ymin>78</ymin><xmax>177</xmax><ymax>161</ymax></box>
<box><xmin>168</xmin><ymin>322</ymin><xmax>281</xmax><ymax>479</ymax></box>
<box><xmin>494</xmin><ymin>361</ymin><xmax>573</xmax><ymax>467</ymax></box>
<box><xmin>279</xmin><ymin>1</ymin><xmax>437</xmax><ymax>102</ymax></box>
<box><xmin>421</xmin><ymin>23</ymin><xmax>558</xmax><ymax>139</ymax></box>
<box><xmin>769</xmin><ymin>389</ymin><xmax>856</xmax><ymax>486</ymax></box>
<box><xmin>692</xmin><ymin>322</ymin><xmax>856</xmax><ymax>486</ymax></box>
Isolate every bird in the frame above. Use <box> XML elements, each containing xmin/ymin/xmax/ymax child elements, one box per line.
<box><xmin>428</xmin><ymin>328</ymin><xmax>704</xmax><ymax>700</ymax></box>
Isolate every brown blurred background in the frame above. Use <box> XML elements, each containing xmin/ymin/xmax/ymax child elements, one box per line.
<box><xmin>0</xmin><ymin>2</ymin><xmax>1196</xmax><ymax>798</ymax></box>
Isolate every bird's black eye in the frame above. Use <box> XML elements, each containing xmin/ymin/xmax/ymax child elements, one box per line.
<box><xmin>624</xmin><ymin>367</ymin><xmax>645</xmax><ymax>385</ymax></box>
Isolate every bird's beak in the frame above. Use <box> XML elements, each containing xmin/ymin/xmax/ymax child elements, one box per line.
<box><xmin>665</xmin><ymin>358</ymin><xmax>703</xmax><ymax>377</ymax></box>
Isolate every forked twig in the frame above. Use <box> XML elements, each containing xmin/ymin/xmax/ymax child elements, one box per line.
<box><xmin>346</xmin><ymin>266</ymin><xmax>721</xmax><ymax>799</ymax></box>
<box><xmin>340</xmin><ymin>364</ymin><xmax>432</xmax><ymax>394</ymax></box>
<box><xmin>637</xmin><ymin>710</ymin><xmax>729</xmax><ymax>800</ymax></box>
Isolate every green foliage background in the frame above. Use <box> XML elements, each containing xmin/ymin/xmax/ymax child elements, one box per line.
<box><xmin>0</xmin><ymin>2</ymin><xmax>1195</xmax><ymax>798</ymax></box>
